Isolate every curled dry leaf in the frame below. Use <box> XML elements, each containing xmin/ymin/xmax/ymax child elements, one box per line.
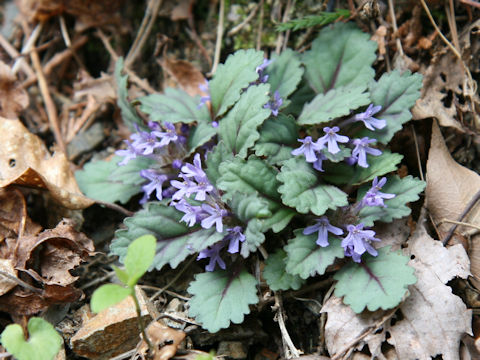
<box><xmin>138</xmin><ymin>321</ymin><xmax>186</xmax><ymax>360</ymax></box>
<box><xmin>323</xmin><ymin>219</ymin><xmax>471</xmax><ymax>360</ymax></box>
<box><xmin>0</xmin><ymin>259</ymin><xmax>18</xmax><ymax>296</ymax></box>
<box><xmin>0</xmin><ymin>61</ymin><xmax>28</xmax><ymax>119</ymax></box>
<box><xmin>425</xmin><ymin>121</ymin><xmax>480</xmax><ymax>236</ymax></box>
<box><xmin>160</xmin><ymin>57</ymin><xmax>207</xmax><ymax>98</ymax></box>
<box><xmin>0</xmin><ymin>118</ymin><xmax>94</xmax><ymax>209</ymax></box>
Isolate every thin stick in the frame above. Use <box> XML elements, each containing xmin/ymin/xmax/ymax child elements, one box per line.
<box><xmin>256</xmin><ymin>0</ymin><xmax>265</xmax><ymax>51</ymax></box>
<box><xmin>227</xmin><ymin>2</ymin><xmax>260</xmax><ymax>36</ymax></box>
<box><xmin>273</xmin><ymin>292</ymin><xmax>301</xmax><ymax>359</ymax></box>
<box><xmin>460</xmin><ymin>0</ymin><xmax>480</xmax><ymax>8</ymax></box>
<box><xmin>442</xmin><ymin>189</ymin><xmax>480</xmax><ymax>245</ymax></box>
<box><xmin>0</xmin><ymin>34</ymin><xmax>35</xmax><ymax>77</ymax></box>
<box><xmin>410</xmin><ymin>125</ymin><xmax>424</xmax><ymax>182</ymax></box>
<box><xmin>12</xmin><ymin>23</ymin><xmax>42</xmax><ymax>75</ymax></box>
<box><xmin>388</xmin><ymin>0</ymin><xmax>404</xmax><ymax>56</ymax></box>
<box><xmin>94</xmin><ymin>199</ymin><xmax>134</xmax><ymax>217</ymax></box>
<box><xmin>210</xmin><ymin>0</ymin><xmax>225</xmax><ymax>75</ymax></box>
<box><xmin>446</xmin><ymin>0</ymin><xmax>460</xmax><ymax>52</ymax></box>
<box><xmin>438</xmin><ymin>219</ymin><xmax>480</xmax><ymax>233</ymax></box>
<box><xmin>0</xmin><ymin>270</ymin><xmax>43</xmax><ymax>294</ymax></box>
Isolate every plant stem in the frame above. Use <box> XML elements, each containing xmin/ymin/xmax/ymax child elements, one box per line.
<box><xmin>131</xmin><ymin>290</ymin><xmax>154</xmax><ymax>356</ymax></box>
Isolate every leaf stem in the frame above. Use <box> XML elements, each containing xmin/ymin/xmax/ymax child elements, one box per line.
<box><xmin>131</xmin><ymin>289</ymin><xmax>154</xmax><ymax>356</ymax></box>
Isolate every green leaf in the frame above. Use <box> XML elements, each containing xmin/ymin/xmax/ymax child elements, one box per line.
<box><xmin>188</xmin><ymin>269</ymin><xmax>258</xmax><ymax>332</ymax></box>
<box><xmin>75</xmin><ymin>156</ymin><xmax>154</xmax><ymax>204</ymax></box>
<box><xmin>334</xmin><ymin>246</ymin><xmax>416</xmax><ymax>313</ymax></box>
<box><xmin>358</xmin><ymin>175</ymin><xmax>426</xmax><ymax>226</ymax></box>
<box><xmin>187</xmin><ymin>121</ymin><xmax>217</xmax><ymax>154</ymax></box>
<box><xmin>113</xmin><ymin>266</ymin><xmax>130</xmax><ymax>285</ymax></box>
<box><xmin>260</xmin><ymin>206</ymin><xmax>295</xmax><ymax>233</ymax></box>
<box><xmin>228</xmin><ymin>193</ymin><xmax>272</xmax><ymax>221</ymax></box>
<box><xmin>254</xmin><ymin>114</ymin><xmax>299</xmax><ymax>165</ymax></box>
<box><xmin>298</xmin><ymin>86</ymin><xmax>370</xmax><ymax>125</ymax></box>
<box><xmin>217</xmin><ymin>157</ymin><xmax>281</xmax><ymax>202</ymax></box>
<box><xmin>284</xmin><ymin>81</ymin><xmax>316</xmax><ymax>116</ymax></box>
<box><xmin>90</xmin><ymin>284</ymin><xmax>132</xmax><ymax>313</ymax></box>
<box><xmin>264</xmin><ymin>249</ymin><xmax>305</xmax><ymax>291</ymax></box>
<box><xmin>218</xmin><ymin>84</ymin><xmax>271</xmax><ymax>158</ymax></box>
<box><xmin>124</xmin><ymin>234</ymin><xmax>156</xmax><ymax>286</ymax></box>
<box><xmin>285</xmin><ymin>231</ymin><xmax>344</xmax><ymax>279</ymax></box>
<box><xmin>242</xmin><ymin>219</ymin><xmax>265</xmax><ymax>257</ymax></box>
<box><xmin>209</xmin><ymin>49</ymin><xmax>265</xmax><ymax>117</ymax></box>
<box><xmin>358</xmin><ymin>70</ymin><xmax>423</xmax><ymax>144</ymax></box>
<box><xmin>323</xmin><ymin>151</ymin><xmax>403</xmax><ymax>186</ymax></box>
<box><xmin>205</xmin><ymin>142</ymin><xmax>234</xmax><ymax>186</ymax></box>
<box><xmin>1</xmin><ymin>318</ymin><xmax>63</xmax><ymax>360</ymax></box>
<box><xmin>276</xmin><ymin>9</ymin><xmax>350</xmax><ymax>32</ymax></box>
<box><xmin>303</xmin><ymin>22</ymin><xmax>377</xmax><ymax>94</ymax></box>
<box><xmin>110</xmin><ymin>202</ymin><xmax>224</xmax><ymax>270</ymax></box>
<box><xmin>138</xmin><ymin>88</ymin><xmax>211</xmax><ymax>123</ymax></box>
<box><xmin>115</xmin><ymin>57</ymin><xmax>147</xmax><ymax>131</ymax></box>
<box><xmin>277</xmin><ymin>157</ymin><xmax>348</xmax><ymax>216</ymax></box>
<box><xmin>265</xmin><ymin>49</ymin><xmax>304</xmax><ymax>99</ymax></box>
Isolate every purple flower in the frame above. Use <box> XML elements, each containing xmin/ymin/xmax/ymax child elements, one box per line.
<box><xmin>171</xmin><ymin>177</ymin><xmax>198</xmax><ymax>200</ymax></box>
<box><xmin>264</xmin><ymin>91</ymin><xmax>283</xmax><ymax>116</ymax></box>
<box><xmin>181</xmin><ymin>154</ymin><xmax>207</xmax><ymax>181</ymax></box>
<box><xmin>317</xmin><ymin>127</ymin><xmax>349</xmax><ymax>154</ymax></box>
<box><xmin>303</xmin><ymin>216</ymin><xmax>344</xmax><ymax>247</ymax></box>
<box><xmin>198</xmin><ymin>80</ymin><xmax>211</xmax><ymax>108</ymax></box>
<box><xmin>139</xmin><ymin>169</ymin><xmax>168</xmax><ymax>204</ymax></box>
<box><xmin>341</xmin><ymin>223</ymin><xmax>380</xmax><ymax>262</ymax></box>
<box><xmin>116</xmin><ymin>140</ymin><xmax>139</xmax><ymax>165</ymax></box>
<box><xmin>174</xmin><ymin>199</ymin><xmax>204</xmax><ymax>227</ymax></box>
<box><xmin>171</xmin><ymin>154</ymin><xmax>214</xmax><ymax>201</ymax></box>
<box><xmin>256</xmin><ymin>58</ymin><xmax>273</xmax><ymax>83</ymax></box>
<box><xmin>355</xmin><ymin>104</ymin><xmax>386</xmax><ymax>131</ymax></box>
<box><xmin>156</xmin><ymin>122</ymin><xmax>178</xmax><ymax>147</ymax></box>
<box><xmin>312</xmin><ymin>152</ymin><xmax>327</xmax><ymax>172</ymax></box>
<box><xmin>224</xmin><ymin>226</ymin><xmax>246</xmax><ymax>254</ymax></box>
<box><xmin>201</xmin><ymin>203</ymin><xmax>228</xmax><ymax>233</ymax></box>
<box><xmin>361</xmin><ymin>177</ymin><xmax>395</xmax><ymax>208</ymax></box>
<box><xmin>172</xmin><ymin>159</ymin><xmax>183</xmax><ymax>169</ymax></box>
<box><xmin>197</xmin><ymin>242</ymin><xmax>226</xmax><ymax>271</ymax></box>
<box><xmin>131</xmin><ymin>129</ymin><xmax>165</xmax><ymax>155</ymax></box>
<box><xmin>351</xmin><ymin>137</ymin><xmax>382</xmax><ymax>168</ymax></box>
<box><xmin>291</xmin><ymin>136</ymin><xmax>323</xmax><ymax>163</ymax></box>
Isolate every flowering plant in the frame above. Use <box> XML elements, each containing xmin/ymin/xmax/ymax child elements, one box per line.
<box><xmin>77</xmin><ymin>22</ymin><xmax>425</xmax><ymax>332</ymax></box>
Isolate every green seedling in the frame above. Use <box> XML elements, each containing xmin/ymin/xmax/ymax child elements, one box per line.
<box><xmin>91</xmin><ymin>234</ymin><xmax>156</xmax><ymax>353</ymax></box>
<box><xmin>1</xmin><ymin>317</ymin><xmax>63</xmax><ymax>360</ymax></box>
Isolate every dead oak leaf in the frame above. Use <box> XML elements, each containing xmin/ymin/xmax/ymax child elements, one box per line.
<box><xmin>160</xmin><ymin>57</ymin><xmax>207</xmax><ymax>98</ymax></box>
<box><xmin>0</xmin><ymin>118</ymin><xmax>94</xmax><ymax>209</ymax></box>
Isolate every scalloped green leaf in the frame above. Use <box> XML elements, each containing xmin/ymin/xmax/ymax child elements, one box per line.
<box><xmin>298</xmin><ymin>86</ymin><xmax>370</xmax><ymax>125</ymax></box>
<box><xmin>228</xmin><ymin>193</ymin><xmax>272</xmax><ymax>221</ymax></box>
<box><xmin>303</xmin><ymin>22</ymin><xmax>377</xmax><ymax>94</ymax></box>
<box><xmin>138</xmin><ymin>88</ymin><xmax>211</xmax><ymax>123</ymax></box>
<box><xmin>115</xmin><ymin>57</ymin><xmax>147</xmax><ymax>131</ymax></box>
<box><xmin>187</xmin><ymin>120</ymin><xmax>217</xmax><ymax>154</ymax></box>
<box><xmin>210</xmin><ymin>49</ymin><xmax>265</xmax><ymax>117</ymax></box>
<box><xmin>75</xmin><ymin>155</ymin><xmax>154</xmax><ymax>204</ymax></box>
<box><xmin>124</xmin><ymin>234</ymin><xmax>156</xmax><ymax>286</ymax></box>
<box><xmin>254</xmin><ymin>114</ymin><xmax>298</xmax><ymax>165</ymax></box>
<box><xmin>358</xmin><ymin>175</ymin><xmax>426</xmax><ymax>226</ymax></box>
<box><xmin>359</xmin><ymin>70</ymin><xmax>423</xmax><ymax>144</ymax></box>
<box><xmin>334</xmin><ymin>246</ymin><xmax>416</xmax><ymax>313</ymax></box>
<box><xmin>323</xmin><ymin>151</ymin><xmax>403</xmax><ymax>186</ymax></box>
<box><xmin>188</xmin><ymin>269</ymin><xmax>259</xmax><ymax>333</ymax></box>
<box><xmin>90</xmin><ymin>284</ymin><xmax>131</xmax><ymax>313</ymax></box>
<box><xmin>266</xmin><ymin>49</ymin><xmax>304</xmax><ymax>99</ymax></box>
<box><xmin>218</xmin><ymin>84</ymin><xmax>271</xmax><ymax>158</ymax></box>
<box><xmin>110</xmin><ymin>202</ymin><xmax>224</xmax><ymax>270</ymax></box>
<box><xmin>1</xmin><ymin>317</ymin><xmax>63</xmax><ymax>360</ymax></box>
<box><xmin>285</xmin><ymin>230</ymin><xmax>344</xmax><ymax>279</ymax></box>
<box><xmin>277</xmin><ymin>157</ymin><xmax>348</xmax><ymax>215</ymax></box>
<box><xmin>241</xmin><ymin>218</ymin><xmax>265</xmax><ymax>257</ymax></box>
<box><xmin>264</xmin><ymin>249</ymin><xmax>305</xmax><ymax>291</ymax></box>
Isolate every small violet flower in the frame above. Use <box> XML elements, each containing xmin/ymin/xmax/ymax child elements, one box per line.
<box><xmin>130</xmin><ymin>128</ymin><xmax>165</xmax><ymax>155</ymax></box>
<box><xmin>355</xmin><ymin>104</ymin><xmax>386</xmax><ymax>131</ymax></box>
<box><xmin>115</xmin><ymin>140</ymin><xmax>139</xmax><ymax>165</ymax></box>
<box><xmin>351</xmin><ymin>137</ymin><xmax>382</xmax><ymax>168</ymax></box>
<box><xmin>341</xmin><ymin>223</ymin><xmax>380</xmax><ymax>263</ymax></box>
<box><xmin>256</xmin><ymin>58</ymin><xmax>273</xmax><ymax>83</ymax></box>
<box><xmin>224</xmin><ymin>226</ymin><xmax>246</xmax><ymax>254</ymax></box>
<box><xmin>198</xmin><ymin>80</ymin><xmax>211</xmax><ymax>108</ymax></box>
<box><xmin>361</xmin><ymin>177</ymin><xmax>395</xmax><ymax>208</ymax></box>
<box><xmin>303</xmin><ymin>216</ymin><xmax>344</xmax><ymax>247</ymax></box>
<box><xmin>201</xmin><ymin>203</ymin><xmax>228</xmax><ymax>233</ymax></box>
<box><xmin>313</xmin><ymin>152</ymin><xmax>328</xmax><ymax>172</ymax></box>
<box><xmin>291</xmin><ymin>136</ymin><xmax>323</xmax><ymax>163</ymax></box>
<box><xmin>264</xmin><ymin>91</ymin><xmax>283</xmax><ymax>116</ymax></box>
<box><xmin>317</xmin><ymin>127</ymin><xmax>349</xmax><ymax>154</ymax></box>
<box><xmin>197</xmin><ymin>242</ymin><xmax>226</xmax><ymax>272</ymax></box>
<box><xmin>174</xmin><ymin>199</ymin><xmax>204</xmax><ymax>227</ymax></box>
<box><xmin>156</xmin><ymin>122</ymin><xmax>178</xmax><ymax>147</ymax></box>
<box><xmin>139</xmin><ymin>169</ymin><xmax>168</xmax><ymax>204</ymax></box>
<box><xmin>171</xmin><ymin>154</ymin><xmax>214</xmax><ymax>201</ymax></box>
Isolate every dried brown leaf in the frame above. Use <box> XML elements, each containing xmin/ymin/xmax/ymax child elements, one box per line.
<box><xmin>0</xmin><ymin>259</ymin><xmax>18</xmax><ymax>296</ymax></box>
<box><xmin>138</xmin><ymin>321</ymin><xmax>186</xmax><ymax>360</ymax></box>
<box><xmin>426</xmin><ymin>121</ymin><xmax>480</xmax><ymax>235</ymax></box>
<box><xmin>0</xmin><ymin>118</ymin><xmax>94</xmax><ymax>209</ymax></box>
<box><xmin>161</xmin><ymin>57</ymin><xmax>207</xmax><ymax>98</ymax></box>
<box><xmin>0</xmin><ymin>61</ymin><xmax>28</xmax><ymax>119</ymax></box>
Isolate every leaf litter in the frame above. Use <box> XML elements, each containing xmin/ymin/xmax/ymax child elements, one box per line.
<box><xmin>0</xmin><ymin>1</ymin><xmax>478</xmax><ymax>359</ymax></box>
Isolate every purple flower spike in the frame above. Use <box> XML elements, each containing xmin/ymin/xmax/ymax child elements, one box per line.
<box><xmin>201</xmin><ymin>203</ymin><xmax>228</xmax><ymax>233</ymax></box>
<box><xmin>197</xmin><ymin>242</ymin><xmax>226</xmax><ymax>272</ymax></box>
<box><xmin>361</xmin><ymin>177</ymin><xmax>396</xmax><ymax>208</ymax></box>
<box><xmin>224</xmin><ymin>226</ymin><xmax>246</xmax><ymax>254</ymax></box>
<box><xmin>156</xmin><ymin>122</ymin><xmax>178</xmax><ymax>147</ymax></box>
<box><xmin>291</xmin><ymin>136</ymin><xmax>323</xmax><ymax>163</ymax></box>
<box><xmin>351</xmin><ymin>137</ymin><xmax>382</xmax><ymax>168</ymax></box>
<box><xmin>341</xmin><ymin>223</ymin><xmax>380</xmax><ymax>262</ymax></box>
<box><xmin>264</xmin><ymin>91</ymin><xmax>283</xmax><ymax>116</ymax></box>
<box><xmin>131</xmin><ymin>129</ymin><xmax>164</xmax><ymax>155</ymax></box>
<box><xmin>317</xmin><ymin>127</ymin><xmax>349</xmax><ymax>154</ymax></box>
<box><xmin>303</xmin><ymin>216</ymin><xmax>344</xmax><ymax>247</ymax></box>
<box><xmin>139</xmin><ymin>169</ymin><xmax>168</xmax><ymax>204</ymax></box>
<box><xmin>256</xmin><ymin>58</ymin><xmax>273</xmax><ymax>83</ymax></box>
<box><xmin>171</xmin><ymin>177</ymin><xmax>198</xmax><ymax>201</ymax></box>
<box><xmin>116</xmin><ymin>140</ymin><xmax>139</xmax><ymax>166</ymax></box>
<box><xmin>174</xmin><ymin>199</ymin><xmax>203</xmax><ymax>227</ymax></box>
<box><xmin>355</xmin><ymin>104</ymin><xmax>386</xmax><ymax>131</ymax></box>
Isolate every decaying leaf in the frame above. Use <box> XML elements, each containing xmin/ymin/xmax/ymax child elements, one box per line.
<box><xmin>160</xmin><ymin>57</ymin><xmax>207</xmax><ymax>98</ymax></box>
<box><xmin>0</xmin><ymin>118</ymin><xmax>94</xmax><ymax>209</ymax></box>
<box><xmin>323</xmin><ymin>220</ymin><xmax>471</xmax><ymax>359</ymax></box>
<box><xmin>138</xmin><ymin>321</ymin><xmax>186</xmax><ymax>360</ymax></box>
<box><xmin>425</xmin><ymin>121</ymin><xmax>480</xmax><ymax>235</ymax></box>
<box><xmin>0</xmin><ymin>61</ymin><xmax>28</xmax><ymax>119</ymax></box>
<box><xmin>0</xmin><ymin>259</ymin><xmax>18</xmax><ymax>296</ymax></box>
